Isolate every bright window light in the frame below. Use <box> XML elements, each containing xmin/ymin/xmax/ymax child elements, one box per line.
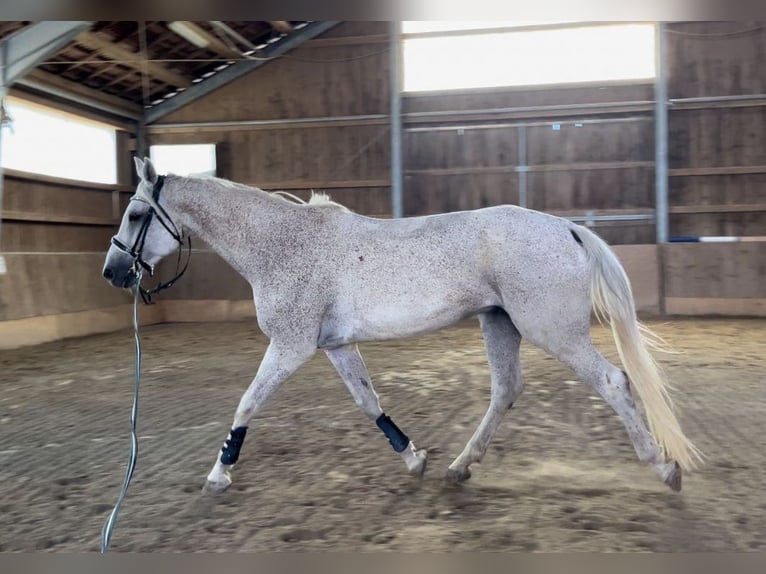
<box><xmin>1</xmin><ymin>98</ymin><xmax>117</xmax><ymax>183</ymax></box>
<box><xmin>402</xmin><ymin>23</ymin><xmax>656</xmax><ymax>92</ymax></box>
<box><xmin>149</xmin><ymin>144</ymin><xmax>217</xmax><ymax>177</ymax></box>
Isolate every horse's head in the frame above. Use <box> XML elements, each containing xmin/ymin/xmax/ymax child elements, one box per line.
<box><xmin>102</xmin><ymin>157</ymin><xmax>183</xmax><ymax>288</ymax></box>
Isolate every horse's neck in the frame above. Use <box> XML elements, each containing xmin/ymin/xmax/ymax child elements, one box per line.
<box><xmin>166</xmin><ymin>176</ymin><xmax>287</xmax><ymax>281</ymax></box>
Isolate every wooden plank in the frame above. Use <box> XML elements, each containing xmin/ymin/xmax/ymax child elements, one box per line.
<box><xmin>612</xmin><ymin>244</ymin><xmax>660</xmax><ymax>315</ymax></box>
<box><xmin>158</xmin><ymin>42</ymin><xmax>390</xmax><ymax>122</ymax></box>
<box><xmin>1</xmin><ymin>210</ymin><xmax>119</xmax><ymax>227</ymax></box>
<box><xmin>665</xmin><ymin>297</ymin><xmax>766</xmax><ymax>317</ymax></box>
<box><xmin>403</xmin><ymin>83</ymin><xmax>653</xmax><ymax>114</ymax></box>
<box><xmin>666</xmin><ymin>22</ymin><xmax>766</xmax><ymax>99</ymax></box>
<box><xmin>253</xmin><ymin>178</ymin><xmax>390</xmax><ymax>190</ymax></box>
<box><xmin>304</xmin><ymin>34</ymin><xmax>389</xmax><ymax>47</ymax></box>
<box><xmin>77</xmin><ymin>30</ymin><xmax>192</xmax><ymax>88</ymax></box>
<box><xmin>1</xmin><ymin>222</ymin><xmax>114</xmax><ymax>252</ymax></box>
<box><xmin>148</xmin><ymin>116</ymin><xmax>390</xmax><ymax>134</ymax></box>
<box><xmin>403</xmin><ymin>102</ymin><xmax>655</xmax><ymax>124</ymax></box>
<box><xmin>669</xmin><ymin>108</ymin><xmax>766</xmax><ymax>169</ymax></box>
<box><xmin>528</xmin><ymin>161</ymin><xmax>654</xmax><ymax>173</ymax></box>
<box><xmin>670</xmin><ymin>212</ymin><xmax>766</xmax><ymax>238</ymax></box>
<box><xmin>168</xmin><ymin>21</ymin><xmax>242</xmax><ymax>58</ymax></box>
<box><xmin>16</xmin><ymin>70</ymin><xmax>144</xmax><ymax>124</ymax></box>
<box><xmin>0</xmin><ymin>253</ymin><xmax>133</xmax><ymax>321</ymax></box>
<box><xmin>669</xmin><ymin>165</ymin><xmax>766</xmax><ymax>177</ymax></box>
<box><xmin>526</xmin><ymin>168</ymin><xmax>655</xmax><ymax>216</ymax></box>
<box><xmin>526</xmin><ymin>120</ymin><xmax>653</xmax><ymax>165</ymax></box>
<box><xmin>3</xmin><ymin>177</ymin><xmax>123</xmax><ymax>230</ymax></box>
<box><xmin>669</xmin><ymin>203</ymin><xmax>766</xmax><ymax>214</ymax></box>
<box><xmin>3</xmin><ymin>168</ymin><xmax>133</xmax><ymax>192</ymax></box>
<box><xmin>670</xmin><ymin>98</ymin><xmax>766</xmax><ymax>110</ymax></box>
<box><xmin>0</xmin><ymin>304</ymin><xmax>164</xmax><ymax>350</ymax></box>
<box><xmin>151</xmin><ymin>125</ymin><xmax>391</xmax><ymax>185</ymax></box>
<box><xmin>546</xmin><ymin>208</ymin><xmax>655</xmax><ymax>218</ymax></box>
<box><xmin>406</xmin><ymin>161</ymin><xmax>653</xmax><ymax>176</ymax></box>
<box><xmin>663</xmin><ymin>243</ymin><xmax>766</xmax><ymax>298</ymax></box>
<box><xmin>669</xmin><ymin>172</ymin><xmax>766</xmax><ymax>207</ymax></box>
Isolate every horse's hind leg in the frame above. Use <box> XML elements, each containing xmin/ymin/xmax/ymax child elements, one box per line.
<box><xmin>540</xmin><ymin>330</ymin><xmax>682</xmax><ymax>491</ymax></box>
<box><xmin>204</xmin><ymin>340</ymin><xmax>316</xmax><ymax>494</ymax></box>
<box><xmin>325</xmin><ymin>344</ymin><xmax>427</xmax><ymax>476</ymax></box>
<box><xmin>446</xmin><ymin>308</ymin><xmax>524</xmax><ymax>482</ymax></box>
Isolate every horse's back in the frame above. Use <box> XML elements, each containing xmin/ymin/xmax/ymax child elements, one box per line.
<box><xmin>313</xmin><ymin>204</ymin><xmax>589</xmax><ymax>345</ymax></box>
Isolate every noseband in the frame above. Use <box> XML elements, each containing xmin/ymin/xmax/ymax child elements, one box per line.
<box><xmin>110</xmin><ymin>175</ymin><xmax>191</xmax><ymax>303</ymax></box>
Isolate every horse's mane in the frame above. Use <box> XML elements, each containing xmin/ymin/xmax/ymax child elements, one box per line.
<box><xmin>172</xmin><ymin>173</ymin><xmax>350</xmax><ymax>212</ymax></box>
<box><xmin>271</xmin><ymin>190</ymin><xmax>351</xmax><ymax>212</ymax></box>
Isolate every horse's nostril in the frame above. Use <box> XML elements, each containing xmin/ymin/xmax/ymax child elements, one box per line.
<box><xmin>103</xmin><ymin>267</ymin><xmax>114</xmax><ymax>280</ymax></box>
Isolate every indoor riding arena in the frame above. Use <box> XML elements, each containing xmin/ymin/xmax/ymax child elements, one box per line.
<box><xmin>0</xmin><ymin>20</ymin><xmax>764</xmax><ymax>553</ymax></box>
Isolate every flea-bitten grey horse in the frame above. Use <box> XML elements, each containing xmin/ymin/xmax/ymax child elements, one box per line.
<box><xmin>103</xmin><ymin>158</ymin><xmax>702</xmax><ymax>495</ymax></box>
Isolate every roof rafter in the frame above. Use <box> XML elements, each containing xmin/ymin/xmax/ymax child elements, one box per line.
<box><xmin>76</xmin><ymin>30</ymin><xmax>192</xmax><ymax>89</ymax></box>
<box><xmin>16</xmin><ymin>68</ymin><xmax>143</xmax><ymax>120</ymax></box>
<box><xmin>1</xmin><ymin>21</ymin><xmax>91</xmax><ymax>87</ymax></box>
<box><xmin>168</xmin><ymin>21</ymin><xmax>242</xmax><ymax>59</ymax></box>
<box><xmin>145</xmin><ymin>21</ymin><xmax>339</xmax><ymax>124</ymax></box>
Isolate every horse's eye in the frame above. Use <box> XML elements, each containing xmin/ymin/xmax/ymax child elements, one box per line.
<box><xmin>128</xmin><ymin>213</ymin><xmax>142</xmax><ymax>222</ymax></box>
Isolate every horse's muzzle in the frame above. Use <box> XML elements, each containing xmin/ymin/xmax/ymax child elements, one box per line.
<box><xmin>103</xmin><ymin>265</ymin><xmax>138</xmax><ymax>289</ymax></box>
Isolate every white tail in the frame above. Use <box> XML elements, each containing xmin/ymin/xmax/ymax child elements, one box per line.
<box><xmin>572</xmin><ymin>224</ymin><xmax>703</xmax><ymax>471</ymax></box>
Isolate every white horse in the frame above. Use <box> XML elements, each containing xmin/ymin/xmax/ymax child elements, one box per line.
<box><xmin>103</xmin><ymin>158</ymin><xmax>701</xmax><ymax>495</ymax></box>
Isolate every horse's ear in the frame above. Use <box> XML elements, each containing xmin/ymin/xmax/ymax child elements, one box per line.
<box><xmin>133</xmin><ymin>156</ymin><xmax>145</xmax><ymax>178</ymax></box>
<box><xmin>141</xmin><ymin>157</ymin><xmax>158</xmax><ymax>184</ymax></box>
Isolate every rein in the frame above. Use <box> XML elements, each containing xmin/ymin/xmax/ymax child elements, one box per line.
<box><xmin>101</xmin><ymin>175</ymin><xmax>196</xmax><ymax>550</ymax></box>
<box><xmin>110</xmin><ymin>175</ymin><xmax>192</xmax><ymax>304</ymax></box>
<box><xmin>100</xmin><ymin>270</ymin><xmax>144</xmax><ymax>553</ymax></box>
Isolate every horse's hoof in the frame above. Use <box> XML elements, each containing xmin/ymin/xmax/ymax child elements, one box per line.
<box><xmin>408</xmin><ymin>449</ymin><xmax>428</xmax><ymax>478</ymax></box>
<box><xmin>202</xmin><ymin>472</ymin><xmax>232</xmax><ymax>495</ymax></box>
<box><xmin>445</xmin><ymin>466</ymin><xmax>471</xmax><ymax>483</ymax></box>
<box><xmin>664</xmin><ymin>462</ymin><xmax>682</xmax><ymax>492</ymax></box>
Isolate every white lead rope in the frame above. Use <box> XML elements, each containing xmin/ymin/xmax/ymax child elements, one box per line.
<box><xmin>100</xmin><ymin>270</ymin><xmax>144</xmax><ymax>553</ymax></box>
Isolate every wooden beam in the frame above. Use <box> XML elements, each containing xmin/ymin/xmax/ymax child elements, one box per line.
<box><xmin>76</xmin><ymin>30</ymin><xmax>192</xmax><ymax>88</ymax></box>
<box><xmin>253</xmin><ymin>178</ymin><xmax>390</xmax><ymax>190</ymax></box>
<box><xmin>665</xmin><ymin>297</ymin><xmax>766</xmax><ymax>317</ymax></box>
<box><xmin>16</xmin><ymin>69</ymin><xmax>143</xmax><ymax>123</ymax></box>
<box><xmin>546</xmin><ymin>208</ymin><xmax>655</xmax><ymax>218</ymax></box>
<box><xmin>403</xmin><ymin>102</ymin><xmax>655</xmax><ymax>124</ymax></box>
<box><xmin>167</xmin><ymin>21</ymin><xmax>242</xmax><ymax>59</ymax></box>
<box><xmin>669</xmin><ymin>165</ymin><xmax>766</xmax><ymax>177</ymax></box>
<box><xmin>406</xmin><ymin>161</ymin><xmax>653</xmax><ymax>177</ymax></box>
<box><xmin>268</xmin><ymin>21</ymin><xmax>294</xmax><ymax>34</ymax></box>
<box><xmin>3</xmin><ymin>168</ymin><xmax>133</xmax><ymax>192</ymax></box>
<box><xmin>2</xmin><ymin>210</ymin><xmax>119</xmax><ymax>226</ymax></box>
<box><xmin>669</xmin><ymin>203</ymin><xmax>766</xmax><ymax>214</ymax></box>
<box><xmin>527</xmin><ymin>161</ymin><xmax>653</xmax><ymax>173</ymax></box>
<box><xmin>1</xmin><ymin>21</ymin><xmax>92</xmax><ymax>84</ymax></box>
<box><xmin>147</xmin><ymin>114</ymin><xmax>389</xmax><ymax>134</ymax></box>
<box><xmin>304</xmin><ymin>34</ymin><xmax>389</xmax><ymax>47</ymax></box>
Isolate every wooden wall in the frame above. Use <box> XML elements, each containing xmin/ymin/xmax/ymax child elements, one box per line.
<box><xmin>144</xmin><ymin>20</ymin><xmax>764</xmax><ymax>316</ymax></box>
<box><xmin>149</xmin><ymin>21</ymin><xmax>766</xmax><ymax>245</ymax></box>
<box><xmin>0</xmin><ymin>168</ymin><xmax>146</xmax><ymax>347</ymax></box>
<box><xmin>0</xmin><ymin>170</ymin><xmax>132</xmax><ymax>320</ymax></box>
<box><xmin>3</xmin><ymin>21</ymin><xmax>764</xmax><ymax>350</ymax></box>
<box><xmin>151</xmin><ymin>22</ymin><xmax>392</xmax><ymax>218</ymax></box>
<box><xmin>666</xmin><ymin>21</ymin><xmax>766</xmax><ymax>238</ymax></box>
<box><xmin>402</xmin><ymin>83</ymin><xmax>656</xmax><ymax>245</ymax></box>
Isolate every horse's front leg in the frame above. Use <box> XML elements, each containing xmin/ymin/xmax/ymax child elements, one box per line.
<box><xmin>325</xmin><ymin>344</ymin><xmax>427</xmax><ymax>476</ymax></box>
<box><xmin>204</xmin><ymin>341</ymin><xmax>316</xmax><ymax>493</ymax></box>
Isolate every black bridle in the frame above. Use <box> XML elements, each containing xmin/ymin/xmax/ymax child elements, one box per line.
<box><xmin>110</xmin><ymin>175</ymin><xmax>191</xmax><ymax>304</ymax></box>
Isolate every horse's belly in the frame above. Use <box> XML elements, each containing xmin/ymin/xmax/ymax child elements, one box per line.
<box><xmin>319</xmin><ymin>287</ymin><xmax>497</xmax><ymax>347</ymax></box>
